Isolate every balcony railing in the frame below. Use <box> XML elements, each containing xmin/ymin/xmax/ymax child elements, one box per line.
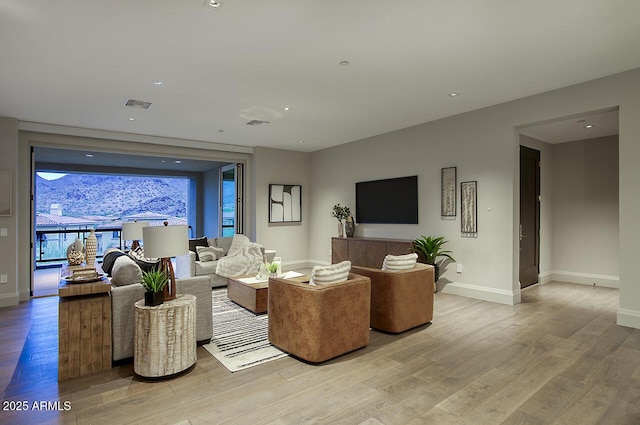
<box><xmin>35</xmin><ymin>228</ymin><xmax>123</xmax><ymax>267</ymax></box>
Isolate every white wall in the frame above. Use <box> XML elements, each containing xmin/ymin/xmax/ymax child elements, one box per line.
<box><xmin>310</xmin><ymin>110</ymin><xmax>518</xmax><ymax>304</ymax></box>
<box><xmin>0</xmin><ymin>117</ymin><xmax>18</xmax><ymax>307</ymax></box>
<box><xmin>551</xmin><ymin>136</ymin><xmax>619</xmax><ymax>287</ymax></box>
<box><xmin>519</xmin><ymin>135</ymin><xmax>554</xmax><ymax>283</ymax></box>
<box><xmin>252</xmin><ymin>147</ymin><xmax>311</xmax><ymax>269</ymax></box>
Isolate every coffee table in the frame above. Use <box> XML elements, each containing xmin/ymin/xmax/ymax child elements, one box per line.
<box><xmin>227</xmin><ymin>272</ymin><xmax>308</xmax><ymax>314</ymax></box>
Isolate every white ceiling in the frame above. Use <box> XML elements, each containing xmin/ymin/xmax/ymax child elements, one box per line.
<box><xmin>1</xmin><ymin>1</ymin><xmax>639</xmax><ymax>153</ymax></box>
<box><xmin>520</xmin><ymin>109</ymin><xmax>619</xmax><ymax>144</ymax></box>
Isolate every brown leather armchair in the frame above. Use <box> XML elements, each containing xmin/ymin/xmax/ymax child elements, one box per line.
<box><xmin>350</xmin><ymin>263</ymin><xmax>434</xmax><ymax>333</ymax></box>
<box><xmin>268</xmin><ymin>273</ymin><xmax>371</xmax><ymax>363</ymax></box>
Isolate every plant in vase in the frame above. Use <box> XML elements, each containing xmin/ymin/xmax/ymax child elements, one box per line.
<box><xmin>267</xmin><ymin>262</ymin><xmax>279</xmax><ymax>277</ymax></box>
<box><xmin>412</xmin><ymin>236</ymin><xmax>455</xmax><ymax>283</ymax></box>
<box><xmin>331</xmin><ymin>204</ymin><xmax>351</xmax><ymax>238</ymax></box>
<box><xmin>141</xmin><ymin>269</ymin><xmax>168</xmax><ymax>306</ymax></box>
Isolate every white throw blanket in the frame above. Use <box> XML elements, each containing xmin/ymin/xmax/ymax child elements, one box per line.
<box><xmin>216</xmin><ymin>239</ymin><xmax>264</xmax><ymax>278</ymax></box>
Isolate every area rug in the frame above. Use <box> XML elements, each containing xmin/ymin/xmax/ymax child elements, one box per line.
<box><xmin>203</xmin><ymin>289</ymin><xmax>287</xmax><ymax>372</ymax></box>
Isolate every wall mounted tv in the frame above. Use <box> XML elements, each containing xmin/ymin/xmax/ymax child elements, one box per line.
<box><xmin>355</xmin><ymin>175</ymin><xmax>418</xmax><ymax>224</ymax></box>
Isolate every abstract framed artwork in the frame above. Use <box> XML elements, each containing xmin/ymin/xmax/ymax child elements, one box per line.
<box><xmin>269</xmin><ymin>184</ymin><xmax>302</xmax><ymax>223</ymax></box>
<box><xmin>441</xmin><ymin>167</ymin><xmax>456</xmax><ymax>218</ymax></box>
<box><xmin>460</xmin><ymin>180</ymin><xmax>477</xmax><ymax>237</ymax></box>
<box><xmin>0</xmin><ymin>171</ymin><xmax>11</xmax><ymax>217</ymax></box>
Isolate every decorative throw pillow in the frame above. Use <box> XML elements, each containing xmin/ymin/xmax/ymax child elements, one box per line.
<box><xmin>227</xmin><ymin>234</ymin><xmax>250</xmax><ymax>257</ymax></box>
<box><xmin>188</xmin><ymin>236</ymin><xmax>209</xmax><ymax>261</ymax></box>
<box><xmin>382</xmin><ymin>253</ymin><xmax>418</xmax><ymax>271</ymax></box>
<box><xmin>102</xmin><ymin>248</ymin><xmax>127</xmax><ymax>276</ymax></box>
<box><xmin>129</xmin><ymin>246</ymin><xmax>159</xmax><ymax>263</ymax></box>
<box><xmin>196</xmin><ymin>246</ymin><xmax>220</xmax><ymax>262</ymax></box>
<box><xmin>211</xmin><ymin>246</ymin><xmax>225</xmax><ymax>259</ymax></box>
<box><xmin>111</xmin><ymin>255</ymin><xmax>143</xmax><ymax>286</ymax></box>
<box><xmin>311</xmin><ymin>260</ymin><xmax>351</xmax><ymax>285</ymax></box>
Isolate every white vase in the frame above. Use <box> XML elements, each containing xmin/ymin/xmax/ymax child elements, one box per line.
<box><xmin>85</xmin><ymin>229</ymin><xmax>97</xmax><ymax>266</ymax></box>
<box><xmin>337</xmin><ymin>221</ymin><xmax>344</xmax><ymax>238</ymax></box>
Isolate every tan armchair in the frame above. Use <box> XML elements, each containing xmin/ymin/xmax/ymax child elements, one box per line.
<box><xmin>268</xmin><ymin>273</ymin><xmax>371</xmax><ymax>363</ymax></box>
<box><xmin>350</xmin><ymin>263</ymin><xmax>434</xmax><ymax>333</ymax></box>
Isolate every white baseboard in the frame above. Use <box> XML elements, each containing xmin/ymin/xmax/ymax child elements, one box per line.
<box><xmin>551</xmin><ymin>271</ymin><xmax>619</xmax><ymax>288</ymax></box>
<box><xmin>439</xmin><ymin>282</ymin><xmax>519</xmax><ymax>305</ymax></box>
<box><xmin>538</xmin><ymin>271</ymin><xmax>553</xmax><ymax>284</ymax></box>
<box><xmin>617</xmin><ymin>308</ymin><xmax>640</xmax><ymax>330</ymax></box>
<box><xmin>0</xmin><ymin>293</ymin><xmax>19</xmax><ymax>308</ymax></box>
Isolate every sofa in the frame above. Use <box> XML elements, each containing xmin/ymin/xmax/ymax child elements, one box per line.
<box><xmin>103</xmin><ymin>251</ymin><xmax>214</xmax><ymax>362</ymax></box>
<box><xmin>268</xmin><ymin>272</ymin><xmax>371</xmax><ymax>363</ymax></box>
<box><xmin>175</xmin><ymin>236</ymin><xmax>275</xmax><ymax>287</ymax></box>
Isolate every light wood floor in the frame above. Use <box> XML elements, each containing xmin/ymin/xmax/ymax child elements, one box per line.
<box><xmin>1</xmin><ymin>281</ymin><xmax>638</xmax><ymax>425</ymax></box>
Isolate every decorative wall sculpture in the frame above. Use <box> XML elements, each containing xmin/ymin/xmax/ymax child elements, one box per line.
<box><xmin>461</xmin><ymin>181</ymin><xmax>477</xmax><ymax>237</ymax></box>
<box><xmin>269</xmin><ymin>184</ymin><xmax>302</xmax><ymax>223</ymax></box>
<box><xmin>441</xmin><ymin>167</ymin><xmax>456</xmax><ymax>218</ymax></box>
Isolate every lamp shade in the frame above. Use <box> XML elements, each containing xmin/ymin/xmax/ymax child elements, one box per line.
<box><xmin>121</xmin><ymin>221</ymin><xmax>149</xmax><ymax>241</ymax></box>
<box><xmin>142</xmin><ymin>224</ymin><xmax>189</xmax><ymax>258</ymax></box>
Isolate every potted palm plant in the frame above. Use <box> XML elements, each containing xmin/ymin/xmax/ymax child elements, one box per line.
<box><xmin>412</xmin><ymin>236</ymin><xmax>455</xmax><ymax>282</ymax></box>
<box><xmin>141</xmin><ymin>269</ymin><xmax>168</xmax><ymax>306</ymax></box>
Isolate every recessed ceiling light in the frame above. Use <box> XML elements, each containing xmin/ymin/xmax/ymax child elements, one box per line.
<box><xmin>448</xmin><ymin>92</ymin><xmax>460</xmax><ymax>97</ymax></box>
<box><xmin>175</xmin><ymin>160</ymin><xmax>182</xmax><ymax>164</ymax></box>
<box><xmin>152</xmin><ymin>80</ymin><xmax>163</xmax><ymax>86</ymax></box>
<box><xmin>297</xmin><ymin>141</ymin><xmax>304</xmax><ymax>144</ymax></box>
<box><xmin>203</xmin><ymin>0</ymin><xmax>222</xmax><ymax>8</ymax></box>
<box><xmin>585</xmin><ymin>124</ymin><xmax>594</xmax><ymax>129</ymax></box>
<box><xmin>218</xmin><ymin>129</ymin><xmax>224</xmax><ymax>132</ymax></box>
<box><xmin>283</xmin><ymin>107</ymin><xmax>292</xmax><ymax>111</ymax></box>
<box><xmin>85</xmin><ymin>154</ymin><xmax>94</xmax><ymax>158</ymax></box>
<box><xmin>128</xmin><ymin>117</ymin><xmax>135</xmax><ymax>121</ymax></box>
<box><xmin>339</xmin><ymin>60</ymin><xmax>350</xmax><ymax>66</ymax></box>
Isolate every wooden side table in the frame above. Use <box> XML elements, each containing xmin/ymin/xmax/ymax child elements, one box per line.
<box><xmin>58</xmin><ymin>267</ymin><xmax>111</xmax><ymax>381</ymax></box>
<box><xmin>134</xmin><ymin>294</ymin><xmax>196</xmax><ymax>378</ymax></box>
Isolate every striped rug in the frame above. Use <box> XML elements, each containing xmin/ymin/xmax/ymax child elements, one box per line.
<box><xmin>203</xmin><ymin>288</ymin><xmax>287</xmax><ymax>372</ymax></box>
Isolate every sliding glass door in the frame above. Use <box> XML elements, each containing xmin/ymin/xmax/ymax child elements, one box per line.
<box><xmin>220</xmin><ymin>163</ymin><xmax>244</xmax><ymax>236</ymax></box>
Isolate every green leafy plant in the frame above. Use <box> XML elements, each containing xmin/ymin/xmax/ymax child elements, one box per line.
<box><xmin>413</xmin><ymin>236</ymin><xmax>455</xmax><ymax>265</ymax></box>
<box><xmin>267</xmin><ymin>262</ymin><xmax>278</xmax><ymax>274</ymax></box>
<box><xmin>331</xmin><ymin>204</ymin><xmax>351</xmax><ymax>222</ymax></box>
<box><xmin>141</xmin><ymin>269</ymin><xmax>168</xmax><ymax>293</ymax></box>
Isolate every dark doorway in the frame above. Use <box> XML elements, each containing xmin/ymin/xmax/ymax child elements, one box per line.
<box><xmin>520</xmin><ymin>146</ymin><xmax>540</xmax><ymax>289</ymax></box>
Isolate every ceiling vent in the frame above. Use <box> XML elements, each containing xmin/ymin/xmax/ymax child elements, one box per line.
<box><xmin>125</xmin><ymin>99</ymin><xmax>152</xmax><ymax>109</ymax></box>
<box><xmin>246</xmin><ymin>119</ymin><xmax>269</xmax><ymax>126</ymax></box>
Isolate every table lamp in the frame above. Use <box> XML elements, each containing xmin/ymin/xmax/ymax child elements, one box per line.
<box><xmin>142</xmin><ymin>222</ymin><xmax>188</xmax><ymax>301</ymax></box>
<box><xmin>121</xmin><ymin>221</ymin><xmax>149</xmax><ymax>251</ymax></box>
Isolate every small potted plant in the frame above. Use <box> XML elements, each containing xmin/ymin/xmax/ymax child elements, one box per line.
<box><xmin>331</xmin><ymin>204</ymin><xmax>351</xmax><ymax>238</ymax></box>
<box><xmin>141</xmin><ymin>269</ymin><xmax>168</xmax><ymax>306</ymax></box>
<box><xmin>412</xmin><ymin>236</ymin><xmax>455</xmax><ymax>282</ymax></box>
<box><xmin>267</xmin><ymin>262</ymin><xmax>279</xmax><ymax>278</ymax></box>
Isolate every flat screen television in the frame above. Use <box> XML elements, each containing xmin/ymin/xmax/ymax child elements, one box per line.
<box><xmin>355</xmin><ymin>175</ymin><xmax>418</xmax><ymax>224</ymax></box>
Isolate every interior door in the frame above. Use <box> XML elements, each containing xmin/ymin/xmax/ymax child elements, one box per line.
<box><xmin>519</xmin><ymin>146</ymin><xmax>540</xmax><ymax>288</ymax></box>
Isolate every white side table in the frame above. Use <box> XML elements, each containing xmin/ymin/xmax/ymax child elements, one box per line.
<box><xmin>134</xmin><ymin>294</ymin><xmax>196</xmax><ymax>378</ymax></box>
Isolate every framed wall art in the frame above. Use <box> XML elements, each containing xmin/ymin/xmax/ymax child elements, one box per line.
<box><xmin>460</xmin><ymin>180</ymin><xmax>477</xmax><ymax>237</ymax></box>
<box><xmin>0</xmin><ymin>171</ymin><xmax>12</xmax><ymax>217</ymax></box>
<box><xmin>441</xmin><ymin>167</ymin><xmax>456</xmax><ymax>218</ymax></box>
<box><xmin>269</xmin><ymin>184</ymin><xmax>302</xmax><ymax>223</ymax></box>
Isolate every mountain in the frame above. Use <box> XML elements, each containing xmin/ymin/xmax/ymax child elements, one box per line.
<box><xmin>36</xmin><ymin>174</ymin><xmax>188</xmax><ymax>217</ymax></box>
